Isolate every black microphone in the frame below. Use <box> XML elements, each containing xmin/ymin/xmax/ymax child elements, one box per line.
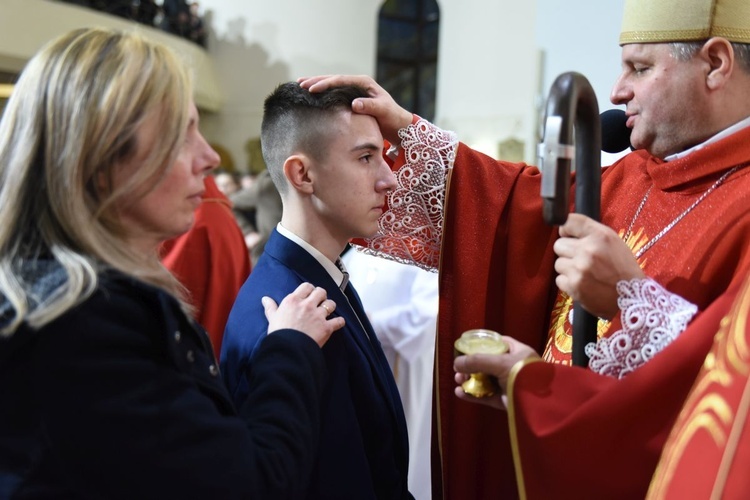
<box><xmin>600</xmin><ymin>109</ymin><xmax>632</xmax><ymax>153</ymax></box>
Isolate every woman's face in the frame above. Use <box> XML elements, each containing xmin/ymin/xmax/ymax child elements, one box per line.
<box><xmin>115</xmin><ymin>102</ymin><xmax>219</xmax><ymax>254</ymax></box>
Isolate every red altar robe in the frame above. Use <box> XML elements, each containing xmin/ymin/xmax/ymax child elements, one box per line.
<box><xmin>162</xmin><ymin>176</ymin><xmax>251</xmax><ymax>358</ymax></box>
<box><xmin>363</xmin><ymin>118</ymin><xmax>750</xmax><ymax>498</ymax></box>
<box><xmin>646</xmin><ymin>275</ymin><xmax>750</xmax><ymax>499</ymax></box>
<box><xmin>508</xmin><ymin>282</ymin><xmax>736</xmax><ymax>499</ymax></box>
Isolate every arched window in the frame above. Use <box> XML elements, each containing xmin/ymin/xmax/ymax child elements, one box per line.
<box><xmin>377</xmin><ymin>0</ymin><xmax>440</xmax><ymax>122</ymax></box>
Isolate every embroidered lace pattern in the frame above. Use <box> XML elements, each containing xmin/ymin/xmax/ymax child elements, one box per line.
<box><xmin>585</xmin><ymin>278</ymin><xmax>698</xmax><ymax>379</ymax></box>
<box><xmin>361</xmin><ymin>119</ymin><xmax>458</xmax><ymax>271</ymax></box>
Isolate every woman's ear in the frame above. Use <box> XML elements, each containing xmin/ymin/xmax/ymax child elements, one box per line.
<box><xmin>283</xmin><ymin>154</ymin><xmax>314</xmax><ymax>194</ymax></box>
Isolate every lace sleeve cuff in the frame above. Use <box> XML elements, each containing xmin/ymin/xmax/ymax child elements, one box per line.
<box><xmin>360</xmin><ymin>118</ymin><xmax>458</xmax><ymax>271</ymax></box>
<box><xmin>585</xmin><ymin>278</ymin><xmax>698</xmax><ymax>379</ymax></box>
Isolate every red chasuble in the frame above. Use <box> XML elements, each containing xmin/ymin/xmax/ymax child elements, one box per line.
<box><xmin>508</xmin><ymin>284</ymin><xmax>735</xmax><ymax>499</ymax></box>
<box><xmin>647</xmin><ymin>276</ymin><xmax>750</xmax><ymax>499</ymax></box>
<box><xmin>162</xmin><ymin>175</ymin><xmax>251</xmax><ymax>358</ymax></box>
<box><xmin>363</xmin><ymin>118</ymin><xmax>750</xmax><ymax>499</ymax></box>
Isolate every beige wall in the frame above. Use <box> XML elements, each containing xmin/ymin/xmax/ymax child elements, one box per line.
<box><xmin>196</xmin><ymin>0</ymin><xmax>382</xmax><ymax>171</ymax></box>
<box><xmin>1</xmin><ymin>0</ymin><xmax>624</xmax><ymax>168</ymax></box>
<box><xmin>0</xmin><ymin>0</ymin><xmax>223</xmax><ymax>111</ymax></box>
<box><xmin>196</xmin><ymin>0</ymin><xmax>542</xmax><ymax>165</ymax></box>
<box><xmin>436</xmin><ymin>0</ymin><xmax>540</xmax><ymax>160</ymax></box>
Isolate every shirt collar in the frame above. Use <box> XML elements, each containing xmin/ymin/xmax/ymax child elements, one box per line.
<box><xmin>276</xmin><ymin>223</ymin><xmax>347</xmax><ymax>290</ymax></box>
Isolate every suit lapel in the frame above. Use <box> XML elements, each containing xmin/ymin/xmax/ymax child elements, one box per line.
<box><xmin>265</xmin><ymin>230</ymin><xmax>409</xmax><ymax>453</ymax></box>
<box><xmin>343</xmin><ymin>282</ymin><xmax>410</xmax><ymax>448</ymax></box>
<box><xmin>266</xmin><ymin>232</ymin><xmax>373</xmax><ymax>354</ymax></box>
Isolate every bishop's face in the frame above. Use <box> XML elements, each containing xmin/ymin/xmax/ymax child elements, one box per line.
<box><xmin>610</xmin><ymin>42</ymin><xmax>711</xmax><ymax>158</ymax></box>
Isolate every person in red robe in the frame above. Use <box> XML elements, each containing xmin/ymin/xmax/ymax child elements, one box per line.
<box><xmin>451</xmin><ymin>281</ymin><xmax>736</xmax><ymax>498</ymax></box>
<box><xmin>298</xmin><ymin>0</ymin><xmax>750</xmax><ymax>497</ymax></box>
<box><xmin>646</xmin><ymin>275</ymin><xmax>750</xmax><ymax>499</ymax></box>
<box><xmin>162</xmin><ymin>174</ymin><xmax>251</xmax><ymax>358</ymax></box>
<box><xmin>452</xmin><ymin>272</ymin><xmax>750</xmax><ymax>499</ymax></box>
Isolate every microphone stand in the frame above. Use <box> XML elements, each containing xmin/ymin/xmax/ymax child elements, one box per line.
<box><xmin>538</xmin><ymin>72</ymin><xmax>601</xmax><ymax>367</ymax></box>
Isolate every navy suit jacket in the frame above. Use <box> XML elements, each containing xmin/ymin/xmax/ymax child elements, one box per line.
<box><xmin>222</xmin><ymin>229</ymin><xmax>412</xmax><ymax>499</ymax></box>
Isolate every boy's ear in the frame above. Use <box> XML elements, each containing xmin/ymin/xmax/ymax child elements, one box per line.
<box><xmin>283</xmin><ymin>154</ymin><xmax>314</xmax><ymax>194</ymax></box>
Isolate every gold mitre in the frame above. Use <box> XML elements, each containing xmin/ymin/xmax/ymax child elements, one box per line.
<box><xmin>620</xmin><ymin>0</ymin><xmax>750</xmax><ymax>44</ymax></box>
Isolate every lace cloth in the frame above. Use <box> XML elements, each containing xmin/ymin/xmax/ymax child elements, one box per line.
<box><xmin>361</xmin><ymin>119</ymin><xmax>458</xmax><ymax>271</ymax></box>
<box><xmin>586</xmin><ymin>278</ymin><xmax>698</xmax><ymax>379</ymax></box>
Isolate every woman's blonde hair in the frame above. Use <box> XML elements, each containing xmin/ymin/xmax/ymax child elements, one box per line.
<box><xmin>0</xmin><ymin>27</ymin><xmax>193</xmax><ymax>335</ymax></box>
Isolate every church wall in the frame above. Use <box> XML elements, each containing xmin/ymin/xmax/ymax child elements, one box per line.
<box><xmin>0</xmin><ymin>0</ymin><xmax>627</xmax><ymax>167</ymax></box>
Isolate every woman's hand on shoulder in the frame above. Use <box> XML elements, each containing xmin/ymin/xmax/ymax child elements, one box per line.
<box><xmin>263</xmin><ymin>283</ymin><xmax>345</xmax><ymax>347</ymax></box>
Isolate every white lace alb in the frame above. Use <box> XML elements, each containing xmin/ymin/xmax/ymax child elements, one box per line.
<box><xmin>586</xmin><ymin>278</ymin><xmax>698</xmax><ymax>379</ymax></box>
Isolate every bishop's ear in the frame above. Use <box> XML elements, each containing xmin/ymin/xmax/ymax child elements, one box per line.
<box><xmin>702</xmin><ymin>37</ymin><xmax>734</xmax><ymax>90</ymax></box>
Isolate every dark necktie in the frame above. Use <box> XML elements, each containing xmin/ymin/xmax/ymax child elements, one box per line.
<box><xmin>336</xmin><ymin>259</ymin><xmax>372</xmax><ymax>341</ymax></box>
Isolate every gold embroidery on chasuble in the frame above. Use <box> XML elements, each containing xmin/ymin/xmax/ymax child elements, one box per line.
<box><xmin>648</xmin><ymin>278</ymin><xmax>750</xmax><ymax>496</ymax></box>
<box><xmin>542</xmin><ymin>226</ymin><xmax>650</xmax><ymax>364</ymax></box>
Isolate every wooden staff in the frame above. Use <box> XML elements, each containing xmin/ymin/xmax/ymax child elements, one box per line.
<box><xmin>538</xmin><ymin>71</ymin><xmax>601</xmax><ymax>367</ymax></box>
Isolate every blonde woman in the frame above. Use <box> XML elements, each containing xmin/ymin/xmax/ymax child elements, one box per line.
<box><xmin>0</xmin><ymin>28</ymin><xmax>343</xmax><ymax>498</ymax></box>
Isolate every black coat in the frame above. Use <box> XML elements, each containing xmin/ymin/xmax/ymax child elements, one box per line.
<box><xmin>0</xmin><ymin>270</ymin><xmax>326</xmax><ymax>499</ymax></box>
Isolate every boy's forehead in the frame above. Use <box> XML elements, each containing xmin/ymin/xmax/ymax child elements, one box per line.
<box><xmin>324</xmin><ymin>109</ymin><xmax>378</xmax><ymax>133</ymax></box>
<box><xmin>328</xmin><ymin>112</ymin><xmax>383</xmax><ymax>149</ymax></box>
